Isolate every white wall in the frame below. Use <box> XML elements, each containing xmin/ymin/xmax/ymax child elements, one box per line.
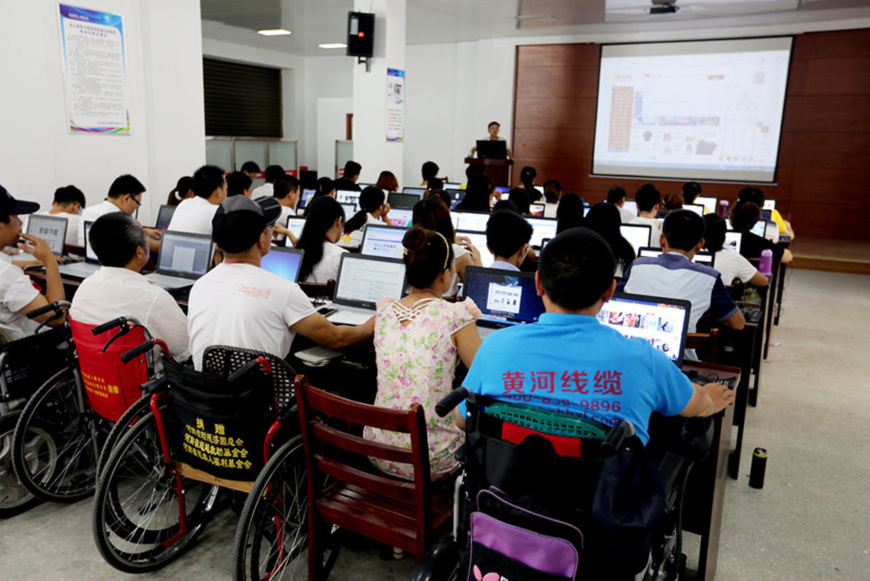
<box><xmin>0</xmin><ymin>0</ymin><xmax>205</xmax><ymax>226</ymax></box>
<box><xmin>303</xmin><ymin>56</ymin><xmax>354</xmax><ymax>174</ymax></box>
<box><xmin>316</xmin><ymin>99</ymin><xmax>354</xmax><ymax>179</ymax></box>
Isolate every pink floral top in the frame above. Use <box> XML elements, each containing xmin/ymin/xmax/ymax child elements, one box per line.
<box><xmin>365</xmin><ymin>297</ymin><xmax>477</xmax><ymax>480</ymax></box>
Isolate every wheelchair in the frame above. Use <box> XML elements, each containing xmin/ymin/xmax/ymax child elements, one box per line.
<box><xmin>92</xmin><ymin>344</ymin><xmax>304</xmax><ymax>574</ymax></box>
<box><xmin>411</xmin><ymin>388</ymin><xmax>713</xmax><ymax>581</ymax></box>
<box><xmin>11</xmin><ymin>308</ymin><xmax>165</xmax><ymax>504</ymax></box>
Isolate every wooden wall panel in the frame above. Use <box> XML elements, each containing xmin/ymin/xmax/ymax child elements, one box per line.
<box><xmin>511</xmin><ymin>31</ymin><xmax>870</xmax><ymax>240</ymax></box>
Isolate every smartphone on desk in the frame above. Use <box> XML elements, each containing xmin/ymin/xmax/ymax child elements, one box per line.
<box><xmin>317</xmin><ymin>306</ymin><xmax>337</xmax><ymax>318</ymax></box>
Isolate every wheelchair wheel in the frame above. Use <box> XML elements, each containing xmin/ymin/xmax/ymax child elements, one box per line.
<box><xmin>12</xmin><ymin>367</ymin><xmax>99</xmax><ymax>502</ymax></box>
<box><xmin>96</xmin><ymin>396</ymin><xmax>151</xmax><ymax>478</ymax></box>
<box><xmin>232</xmin><ymin>436</ymin><xmax>341</xmax><ymax>581</ymax></box>
<box><xmin>0</xmin><ymin>412</ymin><xmax>42</xmax><ymax>518</ymax></box>
<box><xmin>92</xmin><ymin>409</ymin><xmax>219</xmax><ymax>573</ymax></box>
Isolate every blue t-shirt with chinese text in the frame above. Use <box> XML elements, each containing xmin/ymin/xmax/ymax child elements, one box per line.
<box><xmin>461</xmin><ymin>313</ymin><xmax>693</xmax><ymax>445</ymax></box>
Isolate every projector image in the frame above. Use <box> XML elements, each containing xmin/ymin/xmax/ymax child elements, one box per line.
<box><xmin>650</xmin><ymin>0</ymin><xmax>679</xmax><ymax>14</ymax></box>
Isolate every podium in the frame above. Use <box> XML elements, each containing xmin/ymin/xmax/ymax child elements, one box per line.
<box><xmin>464</xmin><ymin>157</ymin><xmax>513</xmax><ymax>187</ymax></box>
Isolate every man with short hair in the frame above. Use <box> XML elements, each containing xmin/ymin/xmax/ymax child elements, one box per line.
<box><xmin>24</xmin><ymin>185</ymin><xmax>87</xmax><ymax>246</ymax></box>
<box><xmin>485</xmin><ymin>210</ymin><xmax>532</xmax><ymax>271</ymax></box>
<box><xmin>682</xmin><ymin>182</ymin><xmax>703</xmax><ymax>206</ymax></box>
<box><xmin>226</xmin><ymin>171</ymin><xmax>252</xmax><ymax>198</ymax></box>
<box><xmin>251</xmin><ymin>165</ymin><xmax>285</xmax><ymax>199</ymax></box>
<box><xmin>268</xmin><ymin>176</ymin><xmax>301</xmax><ymax>245</ymax></box>
<box><xmin>79</xmin><ymin>174</ymin><xmax>158</xmax><ymax>249</ymax></box>
<box><xmin>0</xmin><ymin>185</ymin><xmax>66</xmax><ymax>340</ymax></box>
<box><xmin>737</xmin><ymin>186</ymin><xmax>795</xmax><ymax>239</ymax></box>
<box><xmin>618</xmin><ymin>209</ymin><xmax>745</xmax><ymax>334</ymax></box>
<box><xmin>166</xmin><ymin>165</ymin><xmax>227</xmax><ymax>235</ymax></box>
<box><xmin>457</xmin><ymin>227</ymin><xmax>734</xmax><ymax>444</ymax></box>
<box><xmin>240</xmin><ymin>161</ymin><xmax>261</xmax><ymax>180</ymax></box>
<box><xmin>421</xmin><ymin>161</ymin><xmax>439</xmax><ymax>187</ymax></box>
<box><xmin>606</xmin><ymin>185</ymin><xmax>635</xmax><ymax>224</ymax></box>
<box><xmin>629</xmin><ymin>183</ymin><xmax>664</xmax><ymax>248</ymax></box>
<box><xmin>187</xmin><ymin>196</ymin><xmax>374</xmax><ymax>369</ymax></box>
<box><xmin>69</xmin><ymin>213</ymin><xmax>190</xmax><ymax>358</ymax></box>
<box><xmin>334</xmin><ymin>161</ymin><xmax>362</xmax><ymax>192</ymax></box>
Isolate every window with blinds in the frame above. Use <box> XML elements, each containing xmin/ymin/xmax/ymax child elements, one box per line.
<box><xmin>203</xmin><ymin>58</ymin><xmax>282</xmax><ymax>137</ymax></box>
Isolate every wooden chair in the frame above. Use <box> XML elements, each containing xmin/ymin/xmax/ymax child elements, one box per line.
<box><xmin>298</xmin><ymin>279</ymin><xmax>336</xmax><ymax>303</ymax></box>
<box><xmin>294</xmin><ymin>376</ymin><xmax>453</xmax><ymax>579</ymax></box>
<box><xmin>687</xmin><ymin>328</ymin><xmax>719</xmax><ymax>363</ymax></box>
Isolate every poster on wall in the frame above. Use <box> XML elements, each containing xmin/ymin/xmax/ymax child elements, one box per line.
<box><xmin>386</xmin><ymin>68</ymin><xmax>405</xmax><ymax>142</ymax></box>
<box><xmin>58</xmin><ymin>4</ymin><xmax>130</xmax><ymax>134</ymax></box>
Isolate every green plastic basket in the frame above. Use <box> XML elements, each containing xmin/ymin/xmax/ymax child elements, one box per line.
<box><xmin>485</xmin><ymin>402</ymin><xmax>608</xmax><ymax>440</ymax></box>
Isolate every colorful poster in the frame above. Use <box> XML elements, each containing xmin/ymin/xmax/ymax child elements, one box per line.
<box><xmin>386</xmin><ymin>68</ymin><xmax>405</xmax><ymax>142</ymax></box>
<box><xmin>58</xmin><ymin>4</ymin><xmax>130</xmax><ymax>134</ymax></box>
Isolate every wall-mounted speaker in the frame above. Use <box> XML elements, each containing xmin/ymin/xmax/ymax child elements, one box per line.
<box><xmin>347</xmin><ymin>12</ymin><xmax>375</xmax><ymax>58</ymax></box>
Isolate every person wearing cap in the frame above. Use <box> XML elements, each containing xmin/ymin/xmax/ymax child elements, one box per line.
<box><xmin>0</xmin><ymin>185</ymin><xmax>66</xmax><ymax>340</ymax></box>
<box><xmin>167</xmin><ymin>165</ymin><xmax>227</xmax><ymax>236</ymax></box>
<box><xmin>79</xmin><ymin>174</ymin><xmax>160</xmax><ymax>254</ymax></box>
<box><xmin>69</xmin><ymin>213</ymin><xmax>190</xmax><ymax>358</ymax></box>
<box><xmin>186</xmin><ymin>196</ymin><xmax>374</xmax><ymax>369</ymax></box>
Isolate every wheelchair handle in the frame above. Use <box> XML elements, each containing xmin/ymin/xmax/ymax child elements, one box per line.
<box><xmin>26</xmin><ymin>300</ymin><xmax>70</xmax><ymax>320</ymax></box>
<box><xmin>92</xmin><ymin>317</ymin><xmax>128</xmax><ymax>335</ymax></box>
<box><xmin>228</xmin><ymin>357</ymin><xmax>273</xmax><ymax>383</ymax></box>
<box><xmin>435</xmin><ymin>387</ymin><xmax>468</xmax><ymax>418</ymax></box>
<box><xmin>600</xmin><ymin>420</ymin><xmax>636</xmax><ymax>456</ymax></box>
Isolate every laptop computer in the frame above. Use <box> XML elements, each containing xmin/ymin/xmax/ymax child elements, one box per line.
<box><xmin>749</xmin><ymin>220</ymin><xmax>766</xmax><ymax>238</ymax></box>
<box><xmin>760</xmin><ymin>209</ymin><xmax>772</xmax><ymax>224</ymax></box>
<box><xmin>388</xmin><ymin>208</ymin><xmax>414</xmax><ymax>228</ymax></box>
<box><xmin>724</xmin><ymin>231</ymin><xmax>742</xmax><ymax>253</ymax></box>
<box><xmin>462</xmin><ymin>267</ymin><xmax>544</xmax><ymax>338</ymax></box>
<box><xmin>683</xmin><ymin>204</ymin><xmax>705</xmax><ymax>217</ymax></box>
<box><xmin>527</xmin><ymin>217</ymin><xmax>557</xmax><ymax>249</ymax></box>
<box><xmin>623</xmin><ymin>200</ymin><xmax>638</xmax><ymax>217</ymax></box>
<box><xmin>456</xmin><ymin>230</ymin><xmax>494</xmax><ymax>268</ymax></box>
<box><xmin>336</xmin><ymin>190</ymin><xmax>361</xmax><ymax>210</ymax></box>
<box><xmin>596</xmin><ymin>293</ymin><xmax>692</xmax><ymax>368</ymax></box>
<box><xmin>321</xmin><ymin>254</ymin><xmax>407</xmax><ymax>326</ymax></box>
<box><xmin>529</xmin><ymin>202</ymin><xmax>546</xmax><ymax>217</ymax></box>
<box><xmin>443</xmin><ymin>182</ymin><xmax>462</xmax><ymax>190</ymax></box>
<box><xmin>339</xmin><ymin>203</ymin><xmax>357</xmax><ymax>217</ymax></box>
<box><xmin>387</xmin><ymin>192</ymin><xmax>419</xmax><ymax>210</ymax></box>
<box><xmin>695</xmin><ymin>196</ymin><xmax>718</xmax><ymax>215</ymax></box>
<box><xmin>360</xmin><ymin>224</ymin><xmax>407</xmax><ymax>260</ymax></box>
<box><xmin>27</xmin><ymin>214</ymin><xmax>68</xmax><ymax>256</ymax></box>
<box><xmin>762</xmin><ymin>199</ymin><xmax>776</xmax><ymax>211</ymax></box>
<box><xmin>621</xmin><ymin>224</ymin><xmax>652</xmax><ymax>255</ymax></box>
<box><xmin>476</xmin><ymin>140</ymin><xmax>507</xmax><ymax>159</ymax></box>
<box><xmin>155</xmin><ymin>205</ymin><xmax>176</xmax><ymax>231</ymax></box>
<box><xmin>58</xmin><ymin>221</ymin><xmax>101</xmax><ymax>279</ymax></box>
<box><xmin>402</xmin><ymin>187</ymin><xmax>426</xmax><ymax>197</ymax></box>
<box><xmin>456</xmin><ymin>212</ymin><xmax>489</xmax><ymax>233</ymax></box>
<box><xmin>298</xmin><ymin>188</ymin><xmax>316</xmax><ymax>209</ymax></box>
<box><xmin>260</xmin><ymin>247</ymin><xmax>303</xmax><ymax>282</ymax></box>
<box><xmin>637</xmin><ymin>248</ymin><xmax>716</xmax><ymax>267</ymax></box>
<box><xmin>284</xmin><ymin>216</ymin><xmax>306</xmax><ymax>247</ymax></box>
<box><xmin>446</xmin><ymin>189</ymin><xmax>465</xmax><ymax>208</ymax></box>
<box><xmin>144</xmin><ymin>230</ymin><xmax>214</xmax><ymax>290</ymax></box>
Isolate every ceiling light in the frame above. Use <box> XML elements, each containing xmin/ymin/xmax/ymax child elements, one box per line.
<box><xmin>319</xmin><ymin>43</ymin><xmax>348</xmax><ymax>49</ymax></box>
<box><xmin>258</xmin><ymin>29</ymin><xmax>291</xmax><ymax>36</ymax></box>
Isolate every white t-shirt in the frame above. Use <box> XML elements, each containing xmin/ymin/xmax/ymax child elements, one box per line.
<box><xmin>79</xmin><ymin>200</ymin><xmax>124</xmax><ymax>245</ymax></box>
<box><xmin>167</xmin><ymin>196</ymin><xmax>219</xmax><ymax>236</ymax></box>
<box><xmin>187</xmin><ymin>263</ymin><xmax>316</xmax><ymax>368</ymax></box>
<box><xmin>69</xmin><ymin>266</ymin><xmax>191</xmax><ymax>359</ymax></box>
<box><xmin>251</xmin><ymin>183</ymin><xmax>274</xmax><ymax>199</ymax></box>
<box><xmin>544</xmin><ymin>203</ymin><xmax>559</xmax><ymax>219</ymax></box>
<box><xmin>629</xmin><ymin>216</ymin><xmax>663</xmax><ymax>248</ymax></box>
<box><xmin>0</xmin><ymin>254</ymin><xmax>40</xmax><ymax>341</ymax></box>
<box><xmin>306</xmin><ymin>242</ymin><xmax>347</xmax><ymax>283</ymax></box>
<box><xmin>345</xmin><ymin>214</ymin><xmax>384</xmax><ymax>247</ymax></box>
<box><xmin>619</xmin><ymin>207</ymin><xmax>636</xmax><ymax>224</ymax></box>
<box><xmin>714</xmin><ymin>249</ymin><xmax>759</xmax><ymax>286</ymax></box>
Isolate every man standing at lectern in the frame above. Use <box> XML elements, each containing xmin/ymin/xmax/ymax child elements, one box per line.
<box><xmin>471</xmin><ymin>121</ymin><xmax>513</xmax><ymax>160</ymax></box>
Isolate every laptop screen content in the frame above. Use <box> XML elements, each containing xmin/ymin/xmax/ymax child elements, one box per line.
<box><xmin>402</xmin><ymin>187</ymin><xmax>426</xmax><ymax>197</ymax></box>
<box><xmin>155</xmin><ymin>205</ymin><xmax>176</xmax><ymax>230</ymax></box>
<box><xmin>285</xmin><ymin>217</ymin><xmax>306</xmax><ymax>246</ymax></box>
<box><xmin>157</xmin><ymin>232</ymin><xmax>212</xmax><ymax>276</ymax></box>
<box><xmin>621</xmin><ymin>224</ymin><xmax>652</xmax><ymax>255</ymax></box>
<box><xmin>724</xmin><ymin>231</ymin><xmax>742</xmax><ymax>253</ymax></box>
<box><xmin>27</xmin><ymin>215</ymin><xmax>67</xmax><ymax>256</ymax></box>
<box><xmin>334</xmin><ymin>255</ymin><xmax>407</xmax><ymax>308</ymax></box>
<box><xmin>260</xmin><ymin>248</ymin><xmax>303</xmax><ymax>282</ymax></box>
<box><xmin>462</xmin><ymin>267</ymin><xmax>544</xmax><ymax>327</ymax></box>
<box><xmin>456</xmin><ymin>212</ymin><xmax>489</xmax><ymax>233</ymax></box>
<box><xmin>596</xmin><ymin>293</ymin><xmax>691</xmax><ymax>367</ymax></box>
<box><xmin>388</xmin><ymin>208</ymin><xmax>414</xmax><ymax>228</ymax></box>
<box><xmin>695</xmin><ymin>196</ymin><xmax>718</xmax><ymax>215</ymax></box>
<box><xmin>336</xmin><ymin>190</ymin><xmax>361</xmax><ymax>210</ymax></box>
<box><xmin>361</xmin><ymin>225</ymin><xmax>406</xmax><ymax>260</ymax></box>
<box><xmin>527</xmin><ymin>217</ymin><xmax>557</xmax><ymax>248</ymax></box>
<box><xmin>456</xmin><ymin>231</ymin><xmax>494</xmax><ymax>268</ymax></box>
<box><xmin>299</xmin><ymin>189</ymin><xmax>316</xmax><ymax>208</ymax></box>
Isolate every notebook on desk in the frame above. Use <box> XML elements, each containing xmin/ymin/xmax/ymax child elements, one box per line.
<box><xmin>321</xmin><ymin>254</ymin><xmax>407</xmax><ymax>326</ymax></box>
<box><xmin>461</xmin><ymin>267</ymin><xmax>544</xmax><ymax>338</ymax></box>
<box><xmin>144</xmin><ymin>230</ymin><xmax>213</xmax><ymax>290</ymax></box>
<box><xmin>58</xmin><ymin>221</ymin><xmax>100</xmax><ymax>279</ymax></box>
<box><xmin>27</xmin><ymin>214</ymin><xmax>68</xmax><ymax>256</ymax></box>
<box><xmin>360</xmin><ymin>224</ymin><xmax>406</xmax><ymax>260</ymax></box>
<box><xmin>261</xmin><ymin>247</ymin><xmax>303</xmax><ymax>282</ymax></box>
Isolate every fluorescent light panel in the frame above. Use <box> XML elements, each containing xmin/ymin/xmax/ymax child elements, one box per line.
<box><xmin>258</xmin><ymin>29</ymin><xmax>291</xmax><ymax>36</ymax></box>
<box><xmin>319</xmin><ymin>43</ymin><xmax>348</xmax><ymax>49</ymax></box>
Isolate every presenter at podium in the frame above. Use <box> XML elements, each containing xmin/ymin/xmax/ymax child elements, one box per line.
<box><xmin>471</xmin><ymin>121</ymin><xmax>513</xmax><ymax>160</ymax></box>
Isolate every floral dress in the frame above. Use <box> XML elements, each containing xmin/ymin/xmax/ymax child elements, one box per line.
<box><xmin>364</xmin><ymin>297</ymin><xmax>476</xmax><ymax>480</ymax></box>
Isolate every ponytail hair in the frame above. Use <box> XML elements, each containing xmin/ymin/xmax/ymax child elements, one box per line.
<box><xmin>403</xmin><ymin>227</ymin><xmax>454</xmax><ymax>289</ymax></box>
<box><xmin>297</xmin><ymin>196</ymin><xmax>345</xmax><ymax>281</ymax></box>
<box><xmin>344</xmin><ymin>186</ymin><xmax>386</xmax><ymax>233</ymax></box>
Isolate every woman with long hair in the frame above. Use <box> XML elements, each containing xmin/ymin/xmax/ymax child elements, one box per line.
<box><xmin>556</xmin><ymin>192</ymin><xmax>587</xmax><ymax>234</ymax></box>
<box><xmin>585</xmin><ymin>202</ymin><xmax>636</xmax><ymax>278</ymax></box>
<box><xmin>455</xmin><ymin>174</ymin><xmax>493</xmax><ymax>213</ymax></box>
<box><xmin>520</xmin><ymin>166</ymin><xmax>541</xmax><ymax>202</ymax></box>
<box><xmin>412</xmin><ymin>197</ymin><xmax>481</xmax><ymax>295</ymax></box>
<box><xmin>167</xmin><ymin>176</ymin><xmax>193</xmax><ymax>206</ymax></box>
<box><xmin>343</xmin><ymin>186</ymin><xmax>391</xmax><ymax>246</ymax></box>
<box><xmin>297</xmin><ymin>196</ymin><xmax>346</xmax><ymax>283</ymax></box>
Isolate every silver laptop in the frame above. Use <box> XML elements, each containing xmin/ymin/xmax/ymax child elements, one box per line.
<box><xmin>360</xmin><ymin>224</ymin><xmax>406</xmax><ymax>260</ymax></box>
<box><xmin>621</xmin><ymin>223</ymin><xmax>652</xmax><ymax>255</ymax></box>
<box><xmin>336</xmin><ymin>190</ymin><xmax>361</xmax><ymax>210</ymax></box>
<box><xmin>321</xmin><ymin>254</ymin><xmax>407</xmax><ymax>326</ymax></box>
<box><xmin>155</xmin><ymin>205</ymin><xmax>176</xmax><ymax>231</ymax></box>
<box><xmin>144</xmin><ymin>230</ymin><xmax>213</xmax><ymax>290</ymax></box>
<box><xmin>683</xmin><ymin>204</ymin><xmax>705</xmax><ymax>217</ymax></box>
<box><xmin>526</xmin><ymin>217</ymin><xmax>557</xmax><ymax>249</ymax></box>
<box><xmin>27</xmin><ymin>214</ymin><xmax>68</xmax><ymax>256</ymax></box>
<box><xmin>284</xmin><ymin>216</ymin><xmax>306</xmax><ymax>247</ymax></box>
<box><xmin>58</xmin><ymin>221</ymin><xmax>100</xmax><ymax>279</ymax></box>
<box><xmin>456</xmin><ymin>230</ymin><xmax>494</xmax><ymax>268</ymax></box>
<box><xmin>455</xmin><ymin>212</ymin><xmax>489</xmax><ymax>233</ymax></box>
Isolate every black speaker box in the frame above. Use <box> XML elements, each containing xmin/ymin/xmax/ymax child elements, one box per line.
<box><xmin>347</xmin><ymin>12</ymin><xmax>375</xmax><ymax>58</ymax></box>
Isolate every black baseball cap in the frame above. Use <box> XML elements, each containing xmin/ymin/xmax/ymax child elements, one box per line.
<box><xmin>0</xmin><ymin>185</ymin><xmax>40</xmax><ymax>216</ymax></box>
<box><xmin>212</xmin><ymin>195</ymin><xmax>282</xmax><ymax>253</ymax></box>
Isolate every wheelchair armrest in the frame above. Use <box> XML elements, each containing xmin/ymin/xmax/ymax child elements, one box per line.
<box><xmin>657</xmin><ymin>452</ymin><xmax>688</xmax><ymax>497</ymax></box>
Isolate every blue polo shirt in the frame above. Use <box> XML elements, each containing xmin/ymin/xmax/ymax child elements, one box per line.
<box><xmin>461</xmin><ymin>313</ymin><xmax>693</xmax><ymax>444</ymax></box>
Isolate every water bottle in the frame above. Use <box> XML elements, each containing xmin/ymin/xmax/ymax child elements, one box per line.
<box><xmin>759</xmin><ymin>249</ymin><xmax>773</xmax><ymax>277</ymax></box>
<box><xmin>749</xmin><ymin>447</ymin><xmax>768</xmax><ymax>489</ymax></box>
<box><xmin>718</xmin><ymin>199</ymin><xmax>729</xmax><ymax>217</ymax></box>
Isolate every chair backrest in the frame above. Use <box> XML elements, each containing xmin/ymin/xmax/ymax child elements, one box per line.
<box><xmin>294</xmin><ymin>376</ymin><xmax>435</xmax><ymax>552</ymax></box>
<box><xmin>202</xmin><ymin>345</ymin><xmax>296</xmax><ymax>413</ymax></box>
<box><xmin>686</xmin><ymin>328</ymin><xmax>719</xmax><ymax>363</ymax></box>
<box><xmin>0</xmin><ymin>326</ymin><xmax>70</xmax><ymax>404</ymax></box>
<box><xmin>69</xmin><ymin>318</ymin><xmax>149</xmax><ymax>422</ymax></box>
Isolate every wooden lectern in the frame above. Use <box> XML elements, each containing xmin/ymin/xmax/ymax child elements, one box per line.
<box><xmin>464</xmin><ymin>157</ymin><xmax>514</xmax><ymax>187</ymax></box>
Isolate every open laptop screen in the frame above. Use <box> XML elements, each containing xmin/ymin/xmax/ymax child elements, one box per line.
<box><xmin>388</xmin><ymin>208</ymin><xmax>413</xmax><ymax>228</ymax></box>
<box><xmin>387</xmin><ymin>192</ymin><xmax>419</xmax><ymax>210</ymax></box>
<box><xmin>637</xmin><ymin>248</ymin><xmax>715</xmax><ymax>267</ymax></box>
<box><xmin>260</xmin><ymin>247</ymin><xmax>303</xmax><ymax>282</ymax></box>
<box><xmin>623</xmin><ymin>200</ymin><xmax>638</xmax><ymax>217</ymax></box>
<box><xmin>683</xmin><ymin>204</ymin><xmax>705</xmax><ymax>217</ymax></box>
<box><xmin>336</xmin><ymin>190</ymin><xmax>361</xmax><ymax>210</ymax></box>
<box><xmin>27</xmin><ymin>214</ymin><xmax>67</xmax><ymax>256</ymax></box>
<box><xmin>596</xmin><ymin>293</ymin><xmax>691</xmax><ymax>367</ymax></box>
<box><xmin>298</xmin><ymin>188</ymin><xmax>316</xmax><ymax>209</ymax></box>
<box><xmin>724</xmin><ymin>231</ymin><xmax>742</xmax><ymax>253</ymax></box>
<box><xmin>457</xmin><ymin>212</ymin><xmax>489</xmax><ymax>233</ymax></box>
<box><xmin>762</xmin><ymin>199</ymin><xmax>776</xmax><ymax>210</ymax></box>
<box><xmin>155</xmin><ymin>205</ymin><xmax>176</xmax><ymax>230</ymax></box>
<box><xmin>361</xmin><ymin>225</ymin><xmax>406</xmax><ymax>259</ymax></box>
<box><xmin>527</xmin><ymin>217</ymin><xmax>557</xmax><ymax>248</ymax></box>
<box><xmin>402</xmin><ymin>187</ymin><xmax>426</xmax><ymax>197</ymax></box>
<box><xmin>749</xmin><ymin>220</ymin><xmax>766</xmax><ymax>237</ymax></box>
<box><xmin>284</xmin><ymin>217</ymin><xmax>306</xmax><ymax>247</ymax></box>
<box><xmin>156</xmin><ymin>232</ymin><xmax>212</xmax><ymax>277</ymax></box>
<box><xmin>695</xmin><ymin>196</ymin><xmax>717</xmax><ymax>215</ymax></box>
<box><xmin>461</xmin><ymin>267</ymin><xmax>544</xmax><ymax>328</ymax></box>
<box><xmin>334</xmin><ymin>255</ymin><xmax>407</xmax><ymax>309</ymax></box>
<box><xmin>456</xmin><ymin>230</ymin><xmax>494</xmax><ymax>268</ymax></box>
<box><xmin>84</xmin><ymin>221</ymin><xmax>97</xmax><ymax>262</ymax></box>
<box><xmin>620</xmin><ymin>224</ymin><xmax>652</xmax><ymax>255</ymax></box>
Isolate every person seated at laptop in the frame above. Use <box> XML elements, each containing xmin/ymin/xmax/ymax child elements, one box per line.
<box><xmin>542</xmin><ymin>179</ymin><xmax>562</xmax><ymax>218</ymax></box>
<box><xmin>429</xmin><ymin>189</ymin><xmax>452</xmax><ymax>208</ymax></box>
<box><xmin>23</xmin><ymin>185</ymin><xmax>86</xmax><ymax>248</ymax></box>
<box><xmin>69</xmin><ymin>213</ymin><xmax>190</xmax><ymax>359</ymax></box>
<box><xmin>343</xmin><ymin>186</ymin><xmax>392</xmax><ymax>247</ymax></box>
<box><xmin>167</xmin><ymin>165</ymin><xmax>227</xmax><ymax>236</ymax></box>
<box><xmin>455</xmin><ymin>228</ymin><xmax>734</xmax><ymax>442</ymax></box>
<box><xmin>421</xmin><ymin>161</ymin><xmax>439</xmax><ymax>188</ymax></box>
<box><xmin>80</xmin><ymin>174</ymin><xmax>161</xmax><ymax>254</ymax></box>
<box><xmin>618</xmin><ymin>210</ymin><xmax>745</xmax><ymax>334</ymax></box>
<box><xmin>606</xmin><ymin>185</ymin><xmax>635</xmax><ymax>224</ymax></box>
<box><xmin>485</xmin><ymin>210</ymin><xmax>532</xmax><ymax>271</ymax></box>
<box><xmin>167</xmin><ymin>176</ymin><xmax>193</xmax><ymax>206</ymax></box>
<box><xmin>375</xmin><ymin>171</ymin><xmax>399</xmax><ymax>193</ymax></box>
<box><xmin>682</xmin><ymin>181</ymin><xmax>702</xmax><ymax>206</ymax></box>
<box><xmin>660</xmin><ymin>192</ymin><xmax>684</xmax><ymax>216</ymax></box>
<box><xmin>519</xmin><ymin>166</ymin><xmax>542</xmax><ymax>203</ymax></box>
<box><xmin>413</xmin><ymin>197</ymin><xmax>482</xmax><ymax>296</ymax></box>
<box><xmin>266</xmin><ymin>176</ymin><xmax>301</xmax><ymax>246</ymax></box>
<box><xmin>226</xmin><ymin>171</ymin><xmax>252</xmax><ymax>198</ymax></box>
<box><xmin>737</xmin><ymin>186</ymin><xmax>795</xmax><ymax>239</ymax></box>
<box><xmin>507</xmin><ymin>187</ymin><xmax>531</xmax><ymax>216</ymax></box>
<box><xmin>187</xmin><ymin>196</ymin><xmax>373</xmax><ymax>368</ymax></box>
<box><xmin>366</xmin><ymin>227</ymin><xmax>481</xmax><ymax>480</ymax></box>
<box><xmin>333</xmin><ymin>161</ymin><xmax>362</xmax><ymax>193</ymax></box>
<box><xmin>455</xmin><ymin>174</ymin><xmax>493</xmax><ymax>213</ymax></box>
<box><xmin>470</xmin><ymin>121</ymin><xmax>513</xmax><ymax>160</ymax></box>
<box><xmin>251</xmin><ymin>164</ymin><xmax>284</xmax><ymax>199</ymax></box>
<box><xmin>240</xmin><ymin>161</ymin><xmax>260</xmax><ymax>181</ymax></box>
<box><xmin>0</xmin><ymin>185</ymin><xmax>66</xmax><ymax>340</ymax></box>
<box><xmin>425</xmin><ymin>178</ymin><xmax>444</xmax><ymax>200</ymax></box>
<box><xmin>303</xmin><ymin>178</ymin><xmax>337</xmax><ymax>218</ymax></box>
<box><xmin>556</xmin><ymin>193</ymin><xmax>586</xmax><ymax>234</ymax></box>
<box><xmin>703</xmin><ymin>213</ymin><xmax>768</xmax><ymax>288</ymax></box>
<box><xmin>629</xmin><ymin>183</ymin><xmax>664</xmax><ymax>248</ymax></box>
<box><xmin>585</xmin><ymin>203</ymin><xmax>635</xmax><ymax>278</ymax></box>
<box><xmin>297</xmin><ymin>196</ymin><xmax>346</xmax><ymax>284</ymax></box>
<box><xmin>730</xmin><ymin>201</ymin><xmax>794</xmax><ymax>267</ymax></box>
